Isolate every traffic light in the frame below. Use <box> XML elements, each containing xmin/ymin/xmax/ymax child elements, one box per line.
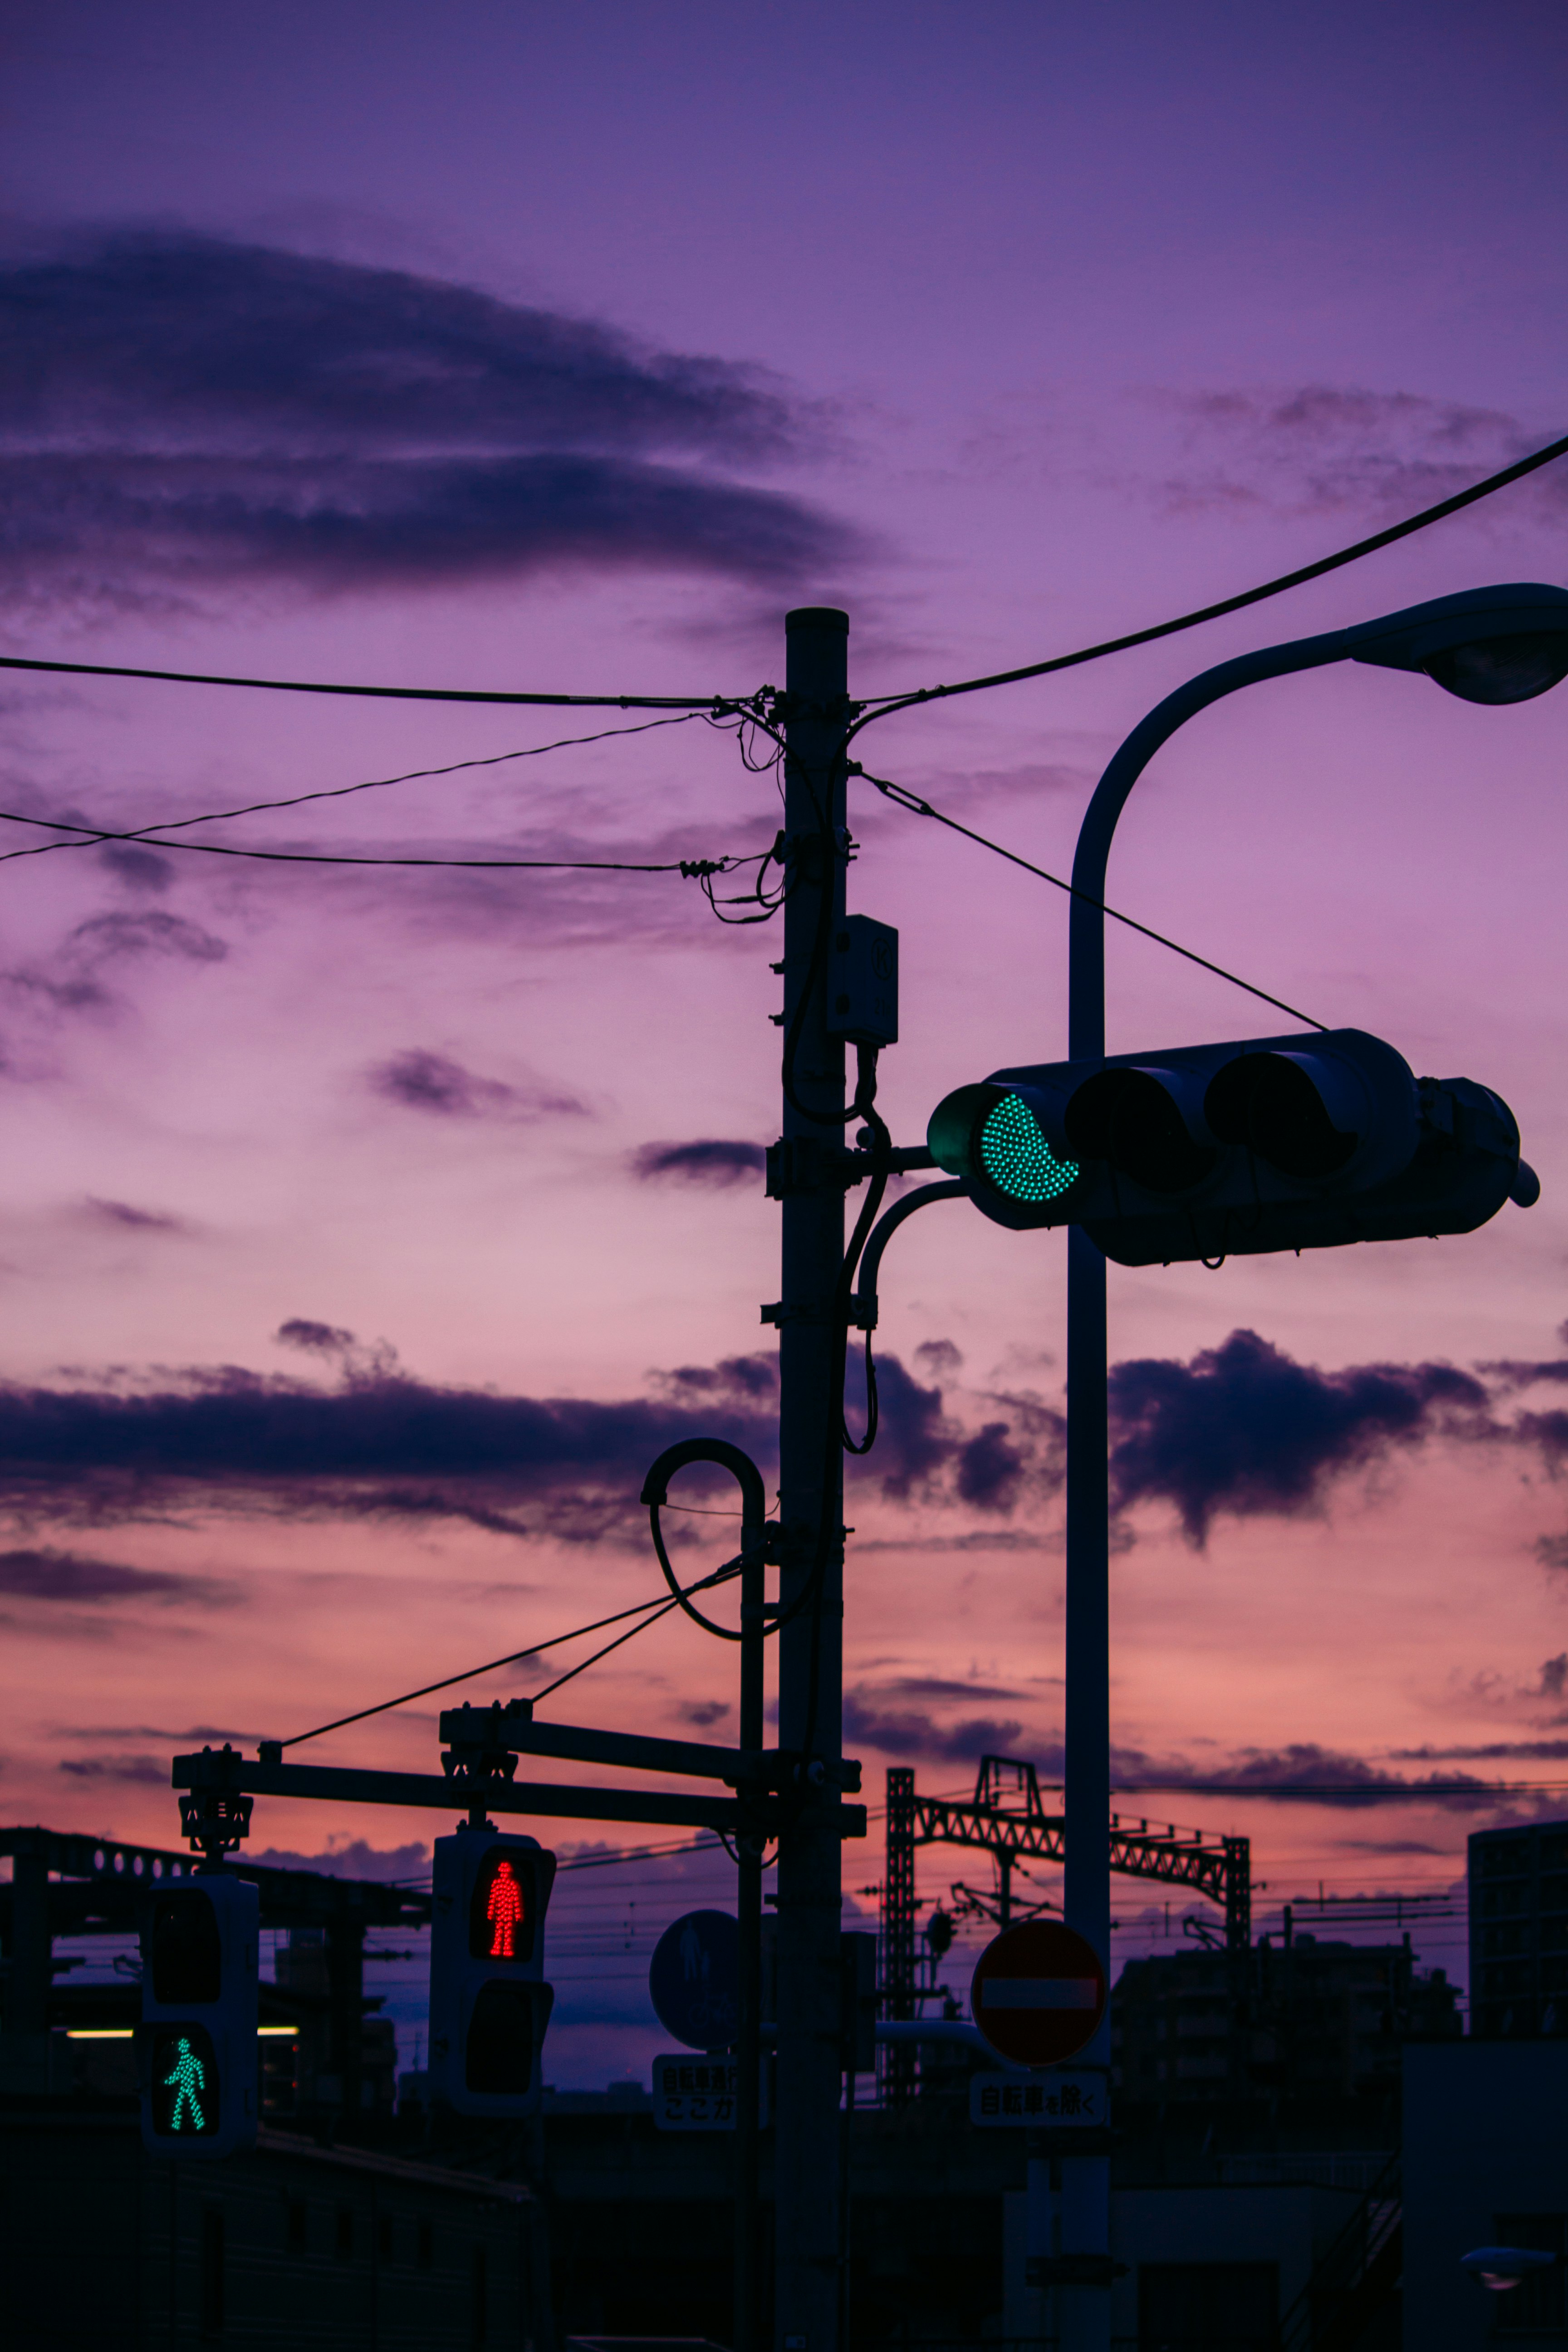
<box><xmin>139</xmin><ymin>1873</ymin><xmax>259</xmax><ymax>2158</ymax></box>
<box><xmin>428</xmin><ymin>1831</ymin><xmax>556</xmax><ymax>2116</ymax></box>
<box><xmin>928</xmin><ymin>1026</ymin><xmax>1537</xmax><ymax>1267</ymax></box>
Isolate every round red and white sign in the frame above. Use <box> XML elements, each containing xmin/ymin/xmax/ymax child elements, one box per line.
<box><xmin>970</xmin><ymin>1920</ymin><xmax>1107</xmax><ymax>2068</ymax></box>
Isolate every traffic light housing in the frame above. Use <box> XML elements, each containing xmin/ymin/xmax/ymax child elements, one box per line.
<box><xmin>929</xmin><ymin>1026</ymin><xmax>1537</xmax><ymax>1267</ymax></box>
<box><xmin>139</xmin><ymin>1872</ymin><xmax>259</xmax><ymax>2158</ymax></box>
<box><xmin>429</xmin><ymin>1831</ymin><xmax>557</xmax><ymax>2116</ymax></box>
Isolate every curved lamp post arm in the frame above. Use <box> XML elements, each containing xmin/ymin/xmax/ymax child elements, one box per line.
<box><xmin>1068</xmin><ymin>578</ymin><xmax>1568</xmax><ymax>1057</ymax></box>
<box><xmin>851</xmin><ymin>1178</ymin><xmax>968</xmax><ymax>1323</ymax></box>
<box><xmin>1068</xmin><ymin>630</ymin><xmax>1348</xmax><ymax>1058</ymax></box>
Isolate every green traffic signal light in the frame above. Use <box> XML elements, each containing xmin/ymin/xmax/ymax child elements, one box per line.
<box><xmin>980</xmin><ymin>1093</ymin><xmax>1079</xmax><ymax>1203</ymax></box>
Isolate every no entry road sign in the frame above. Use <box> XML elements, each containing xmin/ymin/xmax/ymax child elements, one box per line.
<box><xmin>970</xmin><ymin>1920</ymin><xmax>1107</xmax><ymax>2068</ymax></box>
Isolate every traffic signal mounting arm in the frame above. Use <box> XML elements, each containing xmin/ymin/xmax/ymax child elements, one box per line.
<box><xmin>436</xmin><ymin>1698</ymin><xmax>862</xmax><ymax>1794</ymax></box>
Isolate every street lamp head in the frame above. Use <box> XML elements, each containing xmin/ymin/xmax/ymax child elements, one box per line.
<box><xmin>1346</xmin><ymin>583</ymin><xmax>1568</xmax><ymax>706</ymax></box>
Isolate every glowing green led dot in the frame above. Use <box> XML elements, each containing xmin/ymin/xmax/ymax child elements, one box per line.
<box><xmin>980</xmin><ymin>1094</ymin><xmax>1079</xmax><ymax>1204</ymax></box>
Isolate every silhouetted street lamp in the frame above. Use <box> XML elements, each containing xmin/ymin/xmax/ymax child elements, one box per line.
<box><xmin>1057</xmin><ymin>581</ymin><xmax>1568</xmax><ymax>2352</ymax></box>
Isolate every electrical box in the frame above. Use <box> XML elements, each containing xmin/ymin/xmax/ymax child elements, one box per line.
<box><xmin>826</xmin><ymin>915</ymin><xmax>898</xmax><ymax>1048</ymax></box>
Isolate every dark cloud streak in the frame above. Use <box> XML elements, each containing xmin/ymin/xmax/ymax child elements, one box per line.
<box><xmin>369</xmin><ymin>1049</ymin><xmax>585</xmax><ymax>1120</ymax></box>
<box><xmin>632</xmin><ymin>1139</ymin><xmax>765</xmax><ymax>1186</ymax></box>
<box><xmin>1108</xmin><ymin>1329</ymin><xmax>1493</xmax><ymax>1545</ymax></box>
<box><xmin>0</xmin><ymin>1544</ymin><xmax>212</xmax><ymax>1602</ymax></box>
<box><xmin>0</xmin><ymin>233</ymin><xmax>853</xmax><ymax>599</ymax></box>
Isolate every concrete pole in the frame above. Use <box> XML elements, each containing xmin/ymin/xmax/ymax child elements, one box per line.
<box><xmin>773</xmin><ymin>606</ymin><xmax>849</xmax><ymax>2352</ymax></box>
<box><xmin>735</xmin><ymin>1481</ymin><xmax>766</xmax><ymax>2352</ymax></box>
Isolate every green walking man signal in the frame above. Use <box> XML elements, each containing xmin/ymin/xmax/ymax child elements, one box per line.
<box><xmin>160</xmin><ymin>2033</ymin><xmax>211</xmax><ymax>2132</ymax></box>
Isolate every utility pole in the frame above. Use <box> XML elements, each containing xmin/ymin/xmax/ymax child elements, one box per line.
<box><xmin>773</xmin><ymin>606</ymin><xmax>849</xmax><ymax>2352</ymax></box>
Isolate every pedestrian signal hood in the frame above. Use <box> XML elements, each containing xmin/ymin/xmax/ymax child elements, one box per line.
<box><xmin>429</xmin><ymin>1832</ymin><xmax>556</xmax><ymax>2117</ymax></box>
<box><xmin>928</xmin><ymin>1027</ymin><xmax>1537</xmax><ymax>1266</ymax></box>
<box><xmin>138</xmin><ymin>1873</ymin><xmax>259</xmax><ymax>2159</ymax></box>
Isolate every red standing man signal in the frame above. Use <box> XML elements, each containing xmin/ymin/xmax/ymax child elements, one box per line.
<box><xmin>485</xmin><ymin>1858</ymin><xmax>525</xmax><ymax>1960</ymax></box>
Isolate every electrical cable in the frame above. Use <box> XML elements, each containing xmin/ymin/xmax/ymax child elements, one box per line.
<box><xmin>4</xmin><ymin>429</ymin><xmax>1561</xmax><ymax>730</ymax></box>
<box><xmin>0</xmin><ymin>802</ymin><xmax>745</xmax><ymax>878</ymax></box>
<box><xmin>0</xmin><ymin>648</ymin><xmax>751</xmax><ymax>711</ymax></box>
<box><xmin>21</xmin><ymin>720</ymin><xmax>719</xmax><ymax>870</ymax></box>
<box><xmin>846</xmin><ymin>426</ymin><xmax>1568</xmax><ymax>733</ymax></box>
<box><xmin>853</xmin><ymin>764</ymin><xmax>1327</xmax><ymax>1032</ymax></box>
<box><xmin>840</xmin><ymin>1044</ymin><xmax>891</xmax><ymax>1458</ymax></box>
<box><xmin>791</xmin><ymin>1044</ymin><xmax>892</xmax><ymax>1765</ymax></box>
<box><xmin>0</xmin><ymin>713</ymin><xmax>715</xmax><ymax>873</ymax></box>
<box><xmin>275</xmin><ymin>1554</ymin><xmax>745</xmax><ymax>1749</ymax></box>
<box><xmin>524</xmin><ymin>1594</ymin><xmax>687</xmax><ymax>1705</ymax></box>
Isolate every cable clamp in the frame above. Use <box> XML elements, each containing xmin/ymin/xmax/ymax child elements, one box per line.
<box><xmin>760</xmin><ymin>1298</ymin><xmax>839</xmax><ymax>1328</ymax></box>
<box><xmin>766</xmin><ymin>1137</ymin><xmax>870</xmax><ymax>1199</ymax></box>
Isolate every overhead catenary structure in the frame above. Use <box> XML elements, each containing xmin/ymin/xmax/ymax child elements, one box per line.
<box><xmin>879</xmin><ymin>1758</ymin><xmax>1250</xmax><ymax>2104</ymax></box>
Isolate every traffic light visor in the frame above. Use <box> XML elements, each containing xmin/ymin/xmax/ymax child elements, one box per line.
<box><xmin>150</xmin><ymin>1891</ymin><xmax>222</xmax><ymax>2005</ymax></box>
<box><xmin>466</xmin><ymin>1982</ymin><xmax>554</xmax><ymax>2096</ymax></box>
<box><xmin>1064</xmin><ymin>1067</ymin><xmax>1218</xmax><ymax>1194</ymax></box>
<box><xmin>148</xmin><ymin>2024</ymin><xmax>220</xmax><ymax>2136</ymax></box>
<box><xmin>1204</xmin><ymin>1050</ymin><xmax>1362</xmax><ymax>1178</ymax></box>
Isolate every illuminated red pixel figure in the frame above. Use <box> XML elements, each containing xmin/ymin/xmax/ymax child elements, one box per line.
<box><xmin>485</xmin><ymin>1860</ymin><xmax>525</xmax><ymax>1959</ymax></box>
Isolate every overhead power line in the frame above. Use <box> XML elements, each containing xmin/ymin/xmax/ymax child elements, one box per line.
<box><xmin>277</xmin><ymin>1555</ymin><xmax>744</xmax><ymax>1750</ymax></box>
<box><xmin>0</xmin><ymin>650</ymin><xmax>735</xmax><ymax>711</ymax></box>
<box><xmin>5</xmin><ymin>711</ymin><xmax>712</xmax><ymax>867</ymax></box>
<box><xmin>0</xmin><ymin>427</ymin><xmax>1561</xmax><ymax>717</ymax></box>
<box><xmin>0</xmin><ymin>803</ymin><xmax>742</xmax><ymax>879</ymax></box>
<box><xmin>848</xmin><ymin>426</ymin><xmax>1568</xmax><ymax>728</ymax></box>
<box><xmin>856</xmin><ymin>764</ymin><xmax>1327</xmax><ymax>1030</ymax></box>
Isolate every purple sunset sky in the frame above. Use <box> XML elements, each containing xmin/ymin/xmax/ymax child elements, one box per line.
<box><xmin>1</xmin><ymin>1</ymin><xmax>1567</xmax><ymax>2076</ymax></box>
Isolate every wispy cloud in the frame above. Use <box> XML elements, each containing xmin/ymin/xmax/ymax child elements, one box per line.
<box><xmin>631</xmin><ymin>1139</ymin><xmax>765</xmax><ymax>1186</ymax></box>
<box><xmin>842</xmin><ymin>1689</ymin><xmax>1026</xmax><ymax>1763</ymax></box>
<box><xmin>80</xmin><ymin>1197</ymin><xmax>190</xmax><ymax>1234</ymax></box>
<box><xmin>368</xmin><ymin>1049</ymin><xmax>586</xmax><ymax>1121</ymax></box>
<box><xmin>0</xmin><ymin>1544</ymin><xmax>215</xmax><ymax>1603</ymax></box>
<box><xmin>1144</xmin><ymin>385</ymin><xmax>1565</xmax><ymax>524</ymax></box>
<box><xmin>59</xmin><ymin>1751</ymin><xmax>169</xmax><ymax>1785</ymax></box>
<box><xmin>2</xmin><ymin>908</ymin><xmax>229</xmax><ymax>1034</ymax></box>
<box><xmin>0</xmin><ymin>232</ymin><xmax>855</xmax><ymax>606</ymax></box>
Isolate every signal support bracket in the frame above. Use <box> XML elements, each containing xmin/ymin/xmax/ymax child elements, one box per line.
<box><xmin>436</xmin><ymin>1698</ymin><xmax>861</xmax><ymax>1796</ymax></box>
<box><xmin>173</xmin><ymin>1749</ymin><xmax>867</xmax><ymax>1841</ymax></box>
<box><xmin>175</xmin><ymin>1746</ymin><xmax>255</xmax><ymax>1862</ymax></box>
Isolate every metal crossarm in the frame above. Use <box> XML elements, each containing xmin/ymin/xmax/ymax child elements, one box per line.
<box><xmin>172</xmin><ymin>1747</ymin><xmax>869</xmax><ymax>1840</ymax></box>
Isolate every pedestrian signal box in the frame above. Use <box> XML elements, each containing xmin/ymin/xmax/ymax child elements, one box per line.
<box><xmin>928</xmin><ymin>1026</ymin><xmax>1537</xmax><ymax>1266</ymax></box>
<box><xmin>430</xmin><ymin>1832</ymin><xmax>556</xmax><ymax>2116</ymax></box>
<box><xmin>139</xmin><ymin>1873</ymin><xmax>259</xmax><ymax>2159</ymax></box>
